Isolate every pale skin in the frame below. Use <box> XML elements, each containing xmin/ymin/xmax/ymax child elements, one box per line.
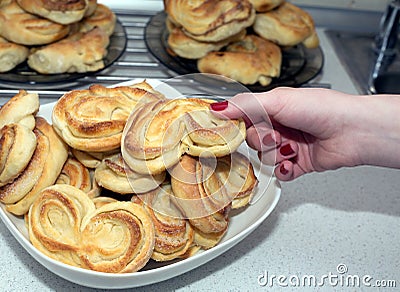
<box><xmin>210</xmin><ymin>87</ymin><xmax>400</xmax><ymax>181</ymax></box>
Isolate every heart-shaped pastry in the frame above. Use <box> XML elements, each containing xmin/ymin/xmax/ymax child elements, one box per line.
<box><xmin>28</xmin><ymin>184</ymin><xmax>155</xmax><ymax>273</ymax></box>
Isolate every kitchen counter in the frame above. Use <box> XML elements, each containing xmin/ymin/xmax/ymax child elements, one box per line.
<box><xmin>1</xmin><ymin>7</ymin><xmax>399</xmax><ymax>292</ymax></box>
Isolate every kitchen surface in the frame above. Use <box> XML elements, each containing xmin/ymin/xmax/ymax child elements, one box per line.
<box><xmin>0</xmin><ymin>1</ymin><xmax>399</xmax><ymax>291</ymax></box>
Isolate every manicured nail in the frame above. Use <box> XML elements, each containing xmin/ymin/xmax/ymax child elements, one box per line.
<box><xmin>262</xmin><ymin>133</ymin><xmax>276</xmax><ymax>147</ymax></box>
<box><xmin>210</xmin><ymin>100</ymin><xmax>228</xmax><ymax>111</ymax></box>
<box><xmin>280</xmin><ymin>163</ymin><xmax>289</xmax><ymax>175</ymax></box>
<box><xmin>280</xmin><ymin>144</ymin><xmax>295</xmax><ymax>156</ymax></box>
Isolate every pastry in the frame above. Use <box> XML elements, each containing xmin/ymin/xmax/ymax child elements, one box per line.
<box><xmin>27</xmin><ymin>27</ymin><xmax>109</xmax><ymax>74</ymax></box>
<box><xmin>0</xmin><ymin>89</ymin><xmax>39</xmax><ymax>130</ymax></box>
<box><xmin>122</xmin><ymin>98</ymin><xmax>246</xmax><ymax>175</ymax></box>
<box><xmin>253</xmin><ymin>2</ymin><xmax>319</xmax><ymax>48</ymax></box>
<box><xmin>94</xmin><ymin>153</ymin><xmax>165</xmax><ymax>194</ymax></box>
<box><xmin>165</xmin><ymin>0</ymin><xmax>255</xmax><ymax>42</ymax></box>
<box><xmin>28</xmin><ymin>184</ymin><xmax>156</xmax><ymax>273</ymax></box>
<box><xmin>0</xmin><ymin>36</ymin><xmax>29</xmax><ymax>72</ymax></box>
<box><xmin>52</xmin><ymin>80</ymin><xmax>165</xmax><ymax>152</ymax></box>
<box><xmin>198</xmin><ymin>35</ymin><xmax>282</xmax><ymax>86</ymax></box>
<box><xmin>0</xmin><ymin>0</ymin><xmax>70</xmax><ymax>45</ymax></box>
<box><xmin>248</xmin><ymin>0</ymin><xmax>284</xmax><ymax>12</ymax></box>
<box><xmin>16</xmin><ymin>0</ymin><xmax>89</xmax><ymax>25</ymax></box>
<box><xmin>2</xmin><ymin>117</ymin><xmax>68</xmax><ymax>215</ymax></box>
<box><xmin>56</xmin><ymin>157</ymin><xmax>92</xmax><ymax>193</ymax></box>
<box><xmin>77</xmin><ymin>3</ymin><xmax>116</xmax><ymax>36</ymax></box>
<box><xmin>71</xmin><ymin>148</ymin><xmax>118</xmax><ymax>168</ymax></box>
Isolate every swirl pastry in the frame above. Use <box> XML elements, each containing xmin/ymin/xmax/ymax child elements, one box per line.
<box><xmin>27</xmin><ymin>27</ymin><xmax>109</xmax><ymax>74</ymax></box>
<box><xmin>0</xmin><ymin>90</ymin><xmax>39</xmax><ymax>130</ymax></box>
<box><xmin>165</xmin><ymin>0</ymin><xmax>255</xmax><ymax>42</ymax></box>
<box><xmin>52</xmin><ymin>80</ymin><xmax>165</xmax><ymax>152</ymax></box>
<box><xmin>56</xmin><ymin>157</ymin><xmax>92</xmax><ymax>193</ymax></box>
<box><xmin>122</xmin><ymin>98</ymin><xmax>246</xmax><ymax>175</ymax></box>
<box><xmin>0</xmin><ymin>123</ymin><xmax>36</xmax><ymax>187</ymax></box>
<box><xmin>2</xmin><ymin>117</ymin><xmax>68</xmax><ymax>215</ymax></box>
<box><xmin>248</xmin><ymin>0</ymin><xmax>284</xmax><ymax>12</ymax></box>
<box><xmin>0</xmin><ymin>0</ymin><xmax>70</xmax><ymax>45</ymax></box>
<box><xmin>0</xmin><ymin>36</ymin><xmax>29</xmax><ymax>72</ymax></box>
<box><xmin>71</xmin><ymin>148</ymin><xmax>118</xmax><ymax>168</ymax></box>
<box><xmin>94</xmin><ymin>153</ymin><xmax>165</xmax><ymax>194</ymax></box>
<box><xmin>16</xmin><ymin>0</ymin><xmax>89</xmax><ymax>25</ymax></box>
<box><xmin>134</xmin><ymin>183</ymin><xmax>195</xmax><ymax>261</ymax></box>
<box><xmin>77</xmin><ymin>3</ymin><xmax>116</xmax><ymax>36</ymax></box>
<box><xmin>198</xmin><ymin>35</ymin><xmax>282</xmax><ymax>86</ymax></box>
<box><xmin>253</xmin><ymin>2</ymin><xmax>320</xmax><ymax>48</ymax></box>
<box><xmin>29</xmin><ymin>184</ymin><xmax>156</xmax><ymax>273</ymax></box>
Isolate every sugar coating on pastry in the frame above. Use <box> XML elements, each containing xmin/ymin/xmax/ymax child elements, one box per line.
<box><xmin>253</xmin><ymin>2</ymin><xmax>319</xmax><ymax>48</ymax></box>
<box><xmin>165</xmin><ymin>0</ymin><xmax>256</xmax><ymax>42</ymax></box>
<box><xmin>56</xmin><ymin>157</ymin><xmax>92</xmax><ymax>193</ymax></box>
<box><xmin>0</xmin><ymin>36</ymin><xmax>29</xmax><ymax>72</ymax></box>
<box><xmin>198</xmin><ymin>35</ymin><xmax>282</xmax><ymax>86</ymax></box>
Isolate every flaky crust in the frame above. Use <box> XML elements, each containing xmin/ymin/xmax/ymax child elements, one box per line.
<box><xmin>165</xmin><ymin>0</ymin><xmax>255</xmax><ymax>42</ymax></box>
<box><xmin>0</xmin><ymin>0</ymin><xmax>70</xmax><ymax>45</ymax></box>
<box><xmin>52</xmin><ymin>80</ymin><xmax>165</xmax><ymax>152</ymax></box>
<box><xmin>16</xmin><ymin>0</ymin><xmax>89</xmax><ymax>24</ymax></box>
<box><xmin>77</xmin><ymin>3</ymin><xmax>116</xmax><ymax>36</ymax></box>
<box><xmin>56</xmin><ymin>157</ymin><xmax>92</xmax><ymax>193</ymax></box>
<box><xmin>0</xmin><ymin>36</ymin><xmax>29</xmax><ymax>72</ymax></box>
<box><xmin>198</xmin><ymin>35</ymin><xmax>282</xmax><ymax>86</ymax></box>
<box><xmin>248</xmin><ymin>0</ymin><xmax>284</xmax><ymax>12</ymax></box>
<box><xmin>253</xmin><ymin>2</ymin><xmax>319</xmax><ymax>48</ymax></box>
<box><xmin>27</xmin><ymin>27</ymin><xmax>109</xmax><ymax>74</ymax></box>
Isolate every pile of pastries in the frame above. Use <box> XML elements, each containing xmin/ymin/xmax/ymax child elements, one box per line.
<box><xmin>0</xmin><ymin>80</ymin><xmax>259</xmax><ymax>273</ymax></box>
<box><xmin>165</xmin><ymin>0</ymin><xmax>319</xmax><ymax>86</ymax></box>
<box><xmin>0</xmin><ymin>0</ymin><xmax>116</xmax><ymax>74</ymax></box>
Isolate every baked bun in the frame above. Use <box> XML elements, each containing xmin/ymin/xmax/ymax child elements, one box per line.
<box><xmin>27</xmin><ymin>27</ymin><xmax>109</xmax><ymax>74</ymax></box>
<box><xmin>122</xmin><ymin>98</ymin><xmax>246</xmax><ymax>175</ymax></box>
<box><xmin>0</xmin><ymin>0</ymin><xmax>70</xmax><ymax>45</ymax></box>
<box><xmin>56</xmin><ymin>157</ymin><xmax>92</xmax><ymax>193</ymax></box>
<box><xmin>52</xmin><ymin>80</ymin><xmax>165</xmax><ymax>152</ymax></box>
<box><xmin>253</xmin><ymin>2</ymin><xmax>319</xmax><ymax>48</ymax></box>
<box><xmin>248</xmin><ymin>0</ymin><xmax>284</xmax><ymax>12</ymax></box>
<box><xmin>165</xmin><ymin>0</ymin><xmax>255</xmax><ymax>42</ymax></box>
<box><xmin>77</xmin><ymin>3</ymin><xmax>116</xmax><ymax>36</ymax></box>
<box><xmin>0</xmin><ymin>36</ymin><xmax>28</xmax><ymax>72</ymax></box>
<box><xmin>168</xmin><ymin>24</ymin><xmax>246</xmax><ymax>59</ymax></box>
<box><xmin>16</xmin><ymin>0</ymin><xmax>89</xmax><ymax>24</ymax></box>
<box><xmin>198</xmin><ymin>35</ymin><xmax>282</xmax><ymax>86</ymax></box>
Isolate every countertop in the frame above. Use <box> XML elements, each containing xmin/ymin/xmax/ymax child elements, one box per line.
<box><xmin>1</xmin><ymin>21</ymin><xmax>399</xmax><ymax>292</ymax></box>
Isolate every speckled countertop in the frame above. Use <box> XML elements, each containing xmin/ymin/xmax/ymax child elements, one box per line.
<box><xmin>1</xmin><ymin>23</ymin><xmax>399</xmax><ymax>292</ymax></box>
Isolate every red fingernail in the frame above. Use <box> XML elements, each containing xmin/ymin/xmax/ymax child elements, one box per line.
<box><xmin>280</xmin><ymin>164</ymin><xmax>289</xmax><ymax>175</ymax></box>
<box><xmin>280</xmin><ymin>144</ymin><xmax>294</xmax><ymax>156</ymax></box>
<box><xmin>262</xmin><ymin>134</ymin><xmax>276</xmax><ymax>146</ymax></box>
<box><xmin>210</xmin><ymin>100</ymin><xmax>228</xmax><ymax>111</ymax></box>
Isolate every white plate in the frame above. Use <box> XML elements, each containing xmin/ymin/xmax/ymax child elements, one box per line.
<box><xmin>0</xmin><ymin>79</ymin><xmax>281</xmax><ymax>289</ymax></box>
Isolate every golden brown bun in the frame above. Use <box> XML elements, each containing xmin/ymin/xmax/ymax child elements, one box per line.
<box><xmin>84</xmin><ymin>0</ymin><xmax>97</xmax><ymax>17</ymax></box>
<box><xmin>27</xmin><ymin>27</ymin><xmax>109</xmax><ymax>74</ymax></box>
<box><xmin>2</xmin><ymin>117</ymin><xmax>68</xmax><ymax>215</ymax></box>
<box><xmin>77</xmin><ymin>3</ymin><xmax>116</xmax><ymax>36</ymax></box>
<box><xmin>0</xmin><ymin>36</ymin><xmax>28</xmax><ymax>72</ymax></box>
<box><xmin>167</xmin><ymin>23</ymin><xmax>246</xmax><ymax>59</ymax></box>
<box><xmin>16</xmin><ymin>0</ymin><xmax>89</xmax><ymax>24</ymax></box>
<box><xmin>198</xmin><ymin>35</ymin><xmax>282</xmax><ymax>86</ymax></box>
<box><xmin>122</xmin><ymin>98</ymin><xmax>246</xmax><ymax>175</ymax></box>
<box><xmin>0</xmin><ymin>89</ymin><xmax>39</xmax><ymax>130</ymax></box>
<box><xmin>56</xmin><ymin>157</ymin><xmax>92</xmax><ymax>193</ymax></box>
<box><xmin>165</xmin><ymin>0</ymin><xmax>255</xmax><ymax>42</ymax></box>
<box><xmin>28</xmin><ymin>184</ymin><xmax>156</xmax><ymax>273</ymax></box>
<box><xmin>248</xmin><ymin>0</ymin><xmax>284</xmax><ymax>12</ymax></box>
<box><xmin>0</xmin><ymin>0</ymin><xmax>70</xmax><ymax>45</ymax></box>
<box><xmin>52</xmin><ymin>80</ymin><xmax>165</xmax><ymax>152</ymax></box>
<box><xmin>253</xmin><ymin>2</ymin><xmax>319</xmax><ymax>48</ymax></box>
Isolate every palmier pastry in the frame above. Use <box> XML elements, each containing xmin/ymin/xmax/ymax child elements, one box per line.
<box><xmin>0</xmin><ymin>90</ymin><xmax>39</xmax><ymax>130</ymax></box>
<box><xmin>52</xmin><ymin>80</ymin><xmax>165</xmax><ymax>152</ymax></box>
<box><xmin>0</xmin><ymin>123</ymin><xmax>36</xmax><ymax>187</ymax></box>
<box><xmin>198</xmin><ymin>35</ymin><xmax>281</xmax><ymax>86</ymax></box>
<box><xmin>0</xmin><ymin>36</ymin><xmax>28</xmax><ymax>72</ymax></box>
<box><xmin>0</xmin><ymin>0</ymin><xmax>70</xmax><ymax>45</ymax></box>
<box><xmin>16</xmin><ymin>0</ymin><xmax>89</xmax><ymax>25</ymax></box>
<box><xmin>134</xmin><ymin>183</ymin><xmax>195</xmax><ymax>261</ymax></box>
<box><xmin>167</xmin><ymin>25</ymin><xmax>246</xmax><ymax>59</ymax></box>
<box><xmin>253</xmin><ymin>2</ymin><xmax>320</xmax><ymax>48</ymax></box>
<box><xmin>94</xmin><ymin>153</ymin><xmax>165</xmax><ymax>194</ymax></box>
<box><xmin>27</xmin><ymin>27</ymin><xmax>109</xmax><ymax>74</ymax></box>
<box><xmin>28</xmin><ymin>184</ymin><xmax>156</xmax><ymax>273</ymax></box>
<box><xmin>122</xmin><ymin>98</ymin><xmax>246</xmax><ymax>175</ymax></box>
<box><xmin>56</xmin><ymin>157</ymin><xmax>92</xmax><ymax>193</ymax></box>
<box><xmin>165</xmin><ymin>0</ymin><xmax>256</xmax><ymax>42</ymax></box>
<box><xmin>248</xmin><ymin>0</ymin><xmax>284</xmax><ymax>12</ymax></box>
<box><xmin>91</xmin><ymin>196</ymin><xmax>117</xmax><ymax>209</ymax></box>
<box><xmin>1</xmin><ymin>117</ymin><xmax>68</xmax><ymax>215</ymax></box>
<box><xmin>77</xmin><ymin>3</ymin><xmax>116</xmax><ymax>36</ymax></box>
